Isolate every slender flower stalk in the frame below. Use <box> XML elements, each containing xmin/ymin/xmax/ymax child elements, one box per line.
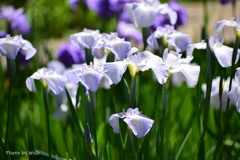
<box><xmin>5</xmin><ymin>58</ymin><xmax>15</xmax><ymax>153</ymax></box>
<box><xmin>42</xmin><ymin>84</ymin><xmax>52</xmax><ymax>160</ymax></box>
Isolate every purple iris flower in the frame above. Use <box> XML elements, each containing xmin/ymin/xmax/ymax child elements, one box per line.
<box><xmin>218</xmin><ymin>0</ymin><xmax>234</xmax><ymax>5</ymax></box>
<box><xmin>85</xmin><ymin>0</ymin><xmax>113</xmax><ymax>19</ymax></box>
<box><xmin>56</xmin><ymin>42</ymin><xmax>86</xmax><ymax>67</ymax></box>
<box><xmin>109</xmin><ymin>108</ymin><xmax>154</xmax><ymax>138</ymax></box>
<box><xmin>152</xmin><ymin>0</ymin><xmax>188</xmax><ymax>30</ymax></box>
<box><xmin>117</xmin><ymin>21</ymin><xmax>143</xmax><ymax>44</ymax></box>
<box><xmin>0</xmin><ymin>5</ymin><xmax>31</xmax><ymax>35</ymax></box>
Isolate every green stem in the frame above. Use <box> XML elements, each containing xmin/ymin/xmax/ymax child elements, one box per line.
<box><xmin>5</xmin><ymin>59</ymin><xmax>15</xmax><ymax>157</ymax></box>
<box><xmin>198</xmin><ymin>38</ymin><xmax>215</xmax><ymax>159</ymax></box>
<box><xmin>142</xmin><ymin>28</ymin><xmax>150</xmax><ymax>50</ymax></box>
<box><xmin>90</xmin><ymin>92</ymin><xmax>98</xmax><ymax>160</ymax></box>
<box><xmin>42</xmin><ymin>85</ymin><xmax>51</xmax><ymax>160</ymax></box>
<box><xmin>159</xmin><ymin>80</ymin><xmax>169</xmax><ymax>160</ymax></box>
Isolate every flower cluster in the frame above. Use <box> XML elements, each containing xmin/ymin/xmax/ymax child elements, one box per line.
<box><xmin>0</xmin><ymin>5</ymin><xmax>31</xmax><ymax>35</ymax></box>
<box><xmin>24</xmin><ymin>0</ymin><xmax>240</xmax><ymax>140</ymax></box>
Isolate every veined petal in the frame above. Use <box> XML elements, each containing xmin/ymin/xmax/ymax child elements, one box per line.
<box><xmin>70</xmin><ymin>29</ymin><xmax>100</xmax><ymax>49</ymax></box>
<box><xmin>147</xmin><ymin>32</ymin><xmax>162</xmax><ymax>49</ymax></box>
<box><xmin>82</xmin><ymin>71</ymin><xmax>103</xmax><ymax>92</ymax></box>
<box><xmin>103</xmin><ymin>61</ymin><xmax>128</xmax><ymax>84</ymax></box>
<box><xmin>65</xmin><ymin>69</ymin><xmax>83</xmax><ymax>84</ymax></box>
<box><xmin>139</xmin><ymin>51</ymin><xmax>169</xmax><ymax>84</ymax></box>
<box><xmin>180</xmin><ymin>64</ymin><xmax>200</xmax><ymax>87</ymax></box>
<box><xmin>126</xmin><ymin>3</ymin><xmax>157</xmax><ymax>27</ymax></box>
<box><xmin>149</xmin><ymin>60</ymin><xmax>169</xmax><ymax>84</ymax></box>
<box><xmin>186</xmin><ymin>41</ymin><xmax>206</xmax><ymax>57</ymax></box>
<box><xmin>124</xmin><ymin>115</ymin><xmax>154</xmax><ymax>138</ymax></box>
<box><xmin>228</xmin><ymin>86</ymin><xmax>240</xmax><ymax>105</ymax></box>
<box><xmin>167</xmin><ymin>32</ymin><xmax>190</xmax><ymax>52</ymax></box>
<box><xmin>107</xmin><ymin>40</ymin><xmax>131</xmax><ymax>60</ymax></box>
<box><xmin>0</xmin><ymin>41</ymin><xmax>21</xmax><ymax>60</ymax></box>
<box><xmin>212</xmin><ymin>44</ymin><xmax>234</xmax><ymax>68</ymax></box>
<box><xmin>21</xmin><ymin>39</ymin><xmax>37</xmax><ymax>60</ymax></box>
<box><xmin>26</xmin><ymin>69</ymin><xmax>43</xmax><ymax>92</ymax></box>
<box><xmin>109</xmin><ymin>112</ymin><xmax>126</xmax><ymax>133</ymax></box>
<box><xmin>42</xmin><ymin>72</ymin><xmax>68</xmax><ymax>94</ymax></box>
<box><xmin>158</xmin><ymin>4</ymin><xmax>177</xmax><ymax>25</ymax></box>
<box><xmin>216</xmin><ymin>19</ymin><xmax>238</xmax><ymax>42</ymax></box>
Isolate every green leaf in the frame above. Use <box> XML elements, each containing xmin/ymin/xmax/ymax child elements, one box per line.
<box><xmin>65</xmin><ymin>87</ymin><xmax>84</xmax><ymax>138</ymax></box>
<box><xmin>175</xmin><ymin>129</ymin><xmax>192</xmax><ymax>160</ymax></box>
<box><xmin>129</xmin><ymin>75</ymin><xmax>139</xmax><ymax>108</ymax></box>
<box><xmin>123</xmin><ymin>78</ymin><xmax>130</xmax><ymax>104</ymax></box>
<box><xmin>138</xmin><ymin>133</ymin><xmax>150</xmax><ymax>160</ymax></box>
<box><xmin>28</xmin><ymin>111</ymin><xmax>35</xmax><ymax>160</ymax></box>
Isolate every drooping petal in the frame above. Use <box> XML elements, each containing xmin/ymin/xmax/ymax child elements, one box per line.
<box><xmin>186</xmin><ymin>41</ymin><xmax>206</xmax><ymax>57</ymax></box>
<box><xmin>107</xmin><ymin>40</ymin><xmax>131</xmax><ymax>60</ymax></box>
<box><xmin>82</xmin><ymin>71</ymin><xmax>103</xmax><ymax>92</ymax></box>
<box><xmin>228</xmin><ymin>86</ymin><xmax>240</xmax><ymax>106</ymax></box>
<box><xmin>26</xmin><ymin>69</ymin><xmax>42</xmax><ymax>92</ymax></box>
<box><xmin>140</xmin><ymin>51</ymin><xmax>169</xmax><ymax>84</ymax></box>
<box><xmin>158</xmin><ymin>3</ymin><xmax>177</xmax><ymax>25</ymax></box>
<box><xmin>212</xmin><ymin>44</ymin><xmax>234</xmax><ymax>68</ymax></box>
<box><xmin>180</xmin><ymin>64</ymin><xmax>200</xmax><ymax>87</ymax></box>
<box><xmin>167</xmin><ymin>32</ymin><xmax>190</xmax><ymax>52</ymax></box>
<box><xmin>65</xmin><ymin>68</ymin><xmax>83</xmax><ymax>84</ymax></box>
<box><xmin>125</xmin><ymin>2</ymin><xmax>157</xmax><ymax>27</ymax></box>
<box><xmin>0</xmin><ymin>41</ymin><xmax>21</xmax><ymax>60</ymax></box>
<box><xmin>123</xmin><ymin>115</ymin><xmax>154</xmax><ymax>138</ymax></box>
<box><xmin>216</xmin><ymin>18</ymin><xmax>238</xmax><ymax>42</ymax></box>
<box><xmin>103</xmin><ymin>61</ymin><xmax>128</xmax><ymax>84</ymax></box>
<box><xmin>70</xmin><ymin>29</ymin><xmax>100</xmax><ymax>49</ymax></box>
<box><xmin>109</xmin><ymin>112</ymin><xmax>126</xmax><ymax>133</ymax></box>
<box><xmin>21</xmin><ymin>39</ymin><xmax>37</xmax><ymax>60</ymax></box>
<box><xmin>42</xmin><ymin>72</ymin><xmax>68</xmax><ymax>95</ymax></box>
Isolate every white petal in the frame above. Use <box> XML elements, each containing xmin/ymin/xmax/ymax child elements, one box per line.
<box><xmin>180</xmin><ymin>64</ymin><xmax>200</xmax><ymax>87</ymax></box>
<box><xmin>103</xmin><ymin>61</ymin><xmax>128</xmax><ymax>84</ymax></box>
<box><xmin>109</xmin><ymin>113</ymin><xmax>125</xmax><ymax>134</ymax></box>
<box><xmin>124</xmin><ymin>115</ymin><xmax>154</xmax><ymax>138</ymax></box>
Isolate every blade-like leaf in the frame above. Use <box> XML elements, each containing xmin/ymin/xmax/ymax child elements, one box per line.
<box><xmin>28</xmin><ymin>111</ymin><xmax>35</xmax><ymax>160</ymax></box>
<box><xmin>175</xmin><ymin>129</ymin><xmax>192</xmax><ymax>160</ymax></box>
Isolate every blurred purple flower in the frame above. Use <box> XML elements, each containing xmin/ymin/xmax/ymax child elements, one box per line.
<box><xmin>0</xmin><ymin>5</ymin><xmax>31</xmax><ymax>35</ymax></box>
<box><xmin>109</xmin><ymin>0</ymin><xmax>139</xmax><ymax>13</ymax></box>
<box><xmin>117</xmin><ymin>21</ymin><xmax>142</xmax><ymax>44</ymax></box>
<box><xmin>152</xmin><ymin>0</ymin><xmax>188</xmax><ymax>30</ymax></box>
<box><xmin>218</xmin><ymin>0</ymin><xmax>234</xmax><ymax>5</ymax></box>
<box><xmin>68</xmin><ymin>0</ymin><xmax>80</xmax><ymax>11</ymax></box>
<box><xmin>0</xmin><ymin>30</ymin><xmax>6</xmax><ymax>38</ymax></box>
<box><xmin>85</xmin><ymin>0</ymin><xmax>113</xmax><ymax>19</ymax></box>
<box><xmin>57</xmin><ymin>42</ymin><xmax>86</xmax><ymax>67</ymax></box>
